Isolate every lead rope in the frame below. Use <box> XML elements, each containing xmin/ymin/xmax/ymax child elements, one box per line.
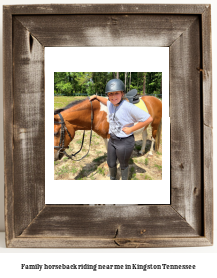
<box><xmin>62</xmin><ymin>100</ymin><xmax>94</xmax><ymax>161</ymax></box>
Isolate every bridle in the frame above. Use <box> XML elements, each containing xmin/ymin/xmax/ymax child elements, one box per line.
<box><xmin>54</xmin><ymin>100</ymin><xmax>94</xmax><ymax>161</ymax></box>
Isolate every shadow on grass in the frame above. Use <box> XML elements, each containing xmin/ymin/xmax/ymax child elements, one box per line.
<box><xmin>134</xmin><ymin>139</ymin><xmax>152</xmax><ymax>154</ymax></box>
<box><xmin>74</xmin><ymin>155</ymin><xmax>107</xmax><ymax>180</ymax></box>
<box><xmin>128</xmin><ymin>164</ymin><xmax>147</xmax><ymax>180</ymax></box>
<box><xmin>55</xmin><ymin>138</ymin><xmax>161</xmax><ymax>180</ymax></box>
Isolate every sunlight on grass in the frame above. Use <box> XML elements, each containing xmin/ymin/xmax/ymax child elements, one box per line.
<box><xmin>54</xmin><ymin>96</ymin><xmax>87</xmax><ymax>110</ymax></box>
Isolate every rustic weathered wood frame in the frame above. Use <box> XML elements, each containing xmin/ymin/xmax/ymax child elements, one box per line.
<box><xmin>3</xmin><ymin>4</ymin><xmax>213</xmax><ymax>248</ymax></box>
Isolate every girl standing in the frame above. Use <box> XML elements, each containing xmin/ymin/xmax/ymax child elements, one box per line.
<box><xmin>89</xmin><ymin>79</ymin><xmax>153</xmax><ymax>180</ymax></box>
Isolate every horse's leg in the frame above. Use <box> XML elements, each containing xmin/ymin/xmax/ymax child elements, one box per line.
<box><xmin>149</xmin><ymin>123</ymin><xmax>158</xmax><ymax>156</ymax></box>
<box><xmin>139</xmin><ymin>128</ymin><xmax>148</xmax><ymax>155</ymax></box>
<box><xmin>103</xmin><ymin>138</ymin><xmax>111</xmax><ymax>176</ymax></box>
<box><xmin>149</xmin><ymin>136</ymin><xmax>155</xmax><ymax>156</ymax></box>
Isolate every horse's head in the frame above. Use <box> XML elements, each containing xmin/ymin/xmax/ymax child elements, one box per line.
<box><xmin>54</xmin><ymin>114</ymin><xmax>75</xmax><ymax>161</ymax></box>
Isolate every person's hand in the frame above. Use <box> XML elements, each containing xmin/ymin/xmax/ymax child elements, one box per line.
<box><xmin>89</xmin><ymin>95</ymin><xmax>97</xmax><ymax>101</ymax></box>
<box><xmin>122</xmin><ymin>127</ymin><xmax>132</xmax><ymax>135</ymax></box>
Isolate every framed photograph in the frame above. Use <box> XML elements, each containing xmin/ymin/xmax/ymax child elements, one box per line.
<box><xmin>46</xmin><ymin>47</ymin><xmax>170</xmax><ymax>205</ymax></box>
<box><xmin>3</xmin><ymin>4</ymin><xmax>213</xmax><ymax>247</ymax></box>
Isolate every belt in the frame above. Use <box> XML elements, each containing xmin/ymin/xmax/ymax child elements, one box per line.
<box><xmin>110</xmin><ymin>133</ymin><xmax>134</xmax><ymax>140</ymax></box>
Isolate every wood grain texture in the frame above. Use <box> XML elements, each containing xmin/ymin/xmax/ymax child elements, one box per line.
<box><xmin>16</xmin><ymin>15</ymin><xmax>197</xmax><ymax>47</ymax></box>
<box><xmin>201</xmin><ymin>6</ymin><xmax>213</xmax><ymax>244</ymax></box>
<box><xmin>204</xmin><ymin>125</ymin><xmax>213</xmax><ymax>243</ymax></box>
<box><xmin>12</xmin><ymin>17</ymin><xmax>45</xmax><ymax>237</ymax></box>
<box><xmin>202</xmin><ymin>6</ymin><xmax>212</xmax><ymax>129</ymax></box>
<box><xmin>4</xmin><ymin>4</ymin><xmax>207</xmax><ymax>15</ymax></box>
<box><xmin>3</xmin><ymin>4</ymin><xmax>213</xmax><ymax>248</ymax></box>
<box><xmin>8</xmin><ymin>237</ymin><xmax>212</xmax><ymax>248</ymax></box>
<box><xmin>20</xmin><ymin>205</ymin><xmax>199</xmax><ymax>238</ymax></box>
<box><xmin>170</xmin><ymin>17</ymin><xmax>202</xmax><ymax>234</ymax></box>
<box><xmin>3</xmin><ymin>7</ymin><xmax>14</xmax><ymax>247</ymax></box>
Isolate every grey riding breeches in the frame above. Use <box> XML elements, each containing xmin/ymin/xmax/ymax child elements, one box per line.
<box><xmin>107</xmin><ymin>133</ymin><xmax>135</xmax><ymax>170</ymax></box>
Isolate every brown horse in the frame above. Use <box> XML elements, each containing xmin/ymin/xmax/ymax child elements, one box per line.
<box><xmin>54</xmin><ymin>96</ymin><xmax>162</xmax><ymax>161</ymax></box>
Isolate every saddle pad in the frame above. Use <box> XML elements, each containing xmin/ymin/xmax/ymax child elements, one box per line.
<box><xmin>134</xmin><ymin>98</ymin><xmax>149</xmax><ymax>114</ymax></box>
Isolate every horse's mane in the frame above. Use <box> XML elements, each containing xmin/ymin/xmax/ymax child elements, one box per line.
<box><xmin>54</xmin><ymin>98</ymin><xmax>89</xmax><ymax>115</ymax></box>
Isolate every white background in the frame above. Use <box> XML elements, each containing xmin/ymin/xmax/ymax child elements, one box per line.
<box><xmin>0</xmin><ymin>0</ymin><xmax>216</xmax><ymax>277</ymax></box>
<box><xmin>46</xmin><ymin>47</ymin><xmax>170</xmax><ymax>204</ymax></box>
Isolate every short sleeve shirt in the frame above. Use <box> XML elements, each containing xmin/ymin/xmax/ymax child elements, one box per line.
<box><xmin>107</xmin><ymin>100</ymin><xmax>151</xmax><ymax>138</ymax></box>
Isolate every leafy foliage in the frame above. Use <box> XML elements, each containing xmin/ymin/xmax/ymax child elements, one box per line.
<box><xmin>54</xmin><ymin>72</ymin><xmax>162</xmax><ymax>96</ymax></box>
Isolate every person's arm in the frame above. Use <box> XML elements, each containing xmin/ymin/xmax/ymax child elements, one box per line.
<box><xmin>122</xmin><ymin>116</ymin><xmax>153</xmax><ymax>135</ymax></box>
<box><xmin>89</xmin><ymin>95</ymin><xmax>108</xmax><ymax>106</ymax></box>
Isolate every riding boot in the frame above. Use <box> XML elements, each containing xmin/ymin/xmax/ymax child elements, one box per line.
<box><xmin>109</xmin><ymin>166</ymin><xmax>117</xmax><ymax>180</ymax></box>
<box><xmin>121</xmin><ymin>167</ymin><xmax>129</xmax><ymax>180</ymax></box>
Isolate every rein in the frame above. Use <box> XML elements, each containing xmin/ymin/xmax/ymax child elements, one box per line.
<box><xmin>54</xmin><ymin>100</ymin><xmax>94</xmax><ymax>161</ymax></box>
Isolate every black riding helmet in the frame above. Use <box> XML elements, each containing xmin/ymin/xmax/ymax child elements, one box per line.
<box><xmin>105</xmin><ymin>79</ymin><xmax>125</xmax><ymax>94</ymax></box>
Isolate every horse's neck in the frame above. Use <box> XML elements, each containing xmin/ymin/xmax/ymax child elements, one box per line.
<box><xmin>62</xmin><ymin>100</ymin><xmax>96</xmax><ymax>130</ymax></box>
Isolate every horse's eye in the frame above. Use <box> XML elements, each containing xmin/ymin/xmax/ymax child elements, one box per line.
<box><xmin>54</xmin><ymin>131</ymin><xmax>59</xmax><ymax>137</ymax></box>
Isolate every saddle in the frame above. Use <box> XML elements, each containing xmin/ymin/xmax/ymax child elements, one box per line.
<box><xmin>125</xmin><ymin>89</ymin><xmax>149</xmax><ymax>113</ymax></box>
<box><xmin>125</xmin><ymin>89</ymin><xmax>140</xmax><ymax>104</ymax></box>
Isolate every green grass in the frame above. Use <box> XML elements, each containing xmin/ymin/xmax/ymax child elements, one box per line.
<box><xmin>154</xmin><ymin>164</ymin><xmax>162</xmax><ymax>170</ymax></box>
<box><xmin>130</xmin><ymin>166</ymin><xmax>135</xmax><ymax>174</ymax></box>
<box><xmin>156</xmin><ymin>151</ymin><xmax>162</xmax><ymax>155</ymax></box>
<box><xmin>129</xmin><ymin>158</ymin><xmax>134</xmax><ymax>164</ymax></box>
<box><xmin>55</xmin><ymin>164</ymin><xmax>78</xmax><ymax>176</ymax></box>
<box><xmin>135</xmin><ymin>144</ymin><xmax>141</xmax><ymax>151</ymax></box>
<box><xmin>71</xmin><ymin>167</ymin><xmax>77</xmax><ymax>174</ymax></box>
<box><xmin>56</xmin><ymin>165</ymin><xmax>70</xmax><ymax>176</ymax></box>
<box><xmin>145</xmin><ymin>158</ymin><xmax>149</xmax><ymax>165</ymax></box>
<box><xmin>145</xmin><ymin>174</ymin><xmax>152</xmax><ymax>180</ymax></box>
<box><xmin>132</xmin><ymin>173</ymin><xmax>139</xmax><ymax>180</ymax></box>
<box><xmin>97</xmin><ymin>167</ymin><xmax>105</xmax><ymax>176</ymax></box>
<box><xmin>54</xmin><ymin>96</ymin><xmax>87</xmax><ymax>110</ymax></box>
<box><xmin>89</xmin><ymin>173</ymin><xmax>95</xmax><ymax>180</ymax></box>
<box><xmin>129</xmin><ymin>166</ymin><xmax>137</xmax><ymax>180</ymax></box>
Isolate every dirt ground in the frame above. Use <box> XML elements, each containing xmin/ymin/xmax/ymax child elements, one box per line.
<box><xmin>54</xmin><ymin>125</ymin><xmax>162</xmax><ymax>180</ymax></box>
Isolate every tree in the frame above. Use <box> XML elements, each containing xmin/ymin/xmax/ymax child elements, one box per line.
<box><xmin>54</xmin><ymin>72</ymin><xmax>162</xmax><ymax>97</ymax></box>
<box><xmin>143</xmin><ymin>73</ymin><xmax>146</xmax><ymax>95</ymax></box>
<box><xmin>146</xmin><ymin>72</ymin><xmax>162</xmax><ymax>95</ymax></box>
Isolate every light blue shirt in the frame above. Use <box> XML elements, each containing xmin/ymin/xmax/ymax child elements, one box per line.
<box><xmin>107</xmin><ymin>100</ymin><xmax>151</xmax><ymax>138</ymax></box>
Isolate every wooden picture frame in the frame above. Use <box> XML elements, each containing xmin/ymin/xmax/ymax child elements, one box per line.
<box><xmin>3</xmin><ymin>4</ymin><xmax>213</xmax><ymax>248</ymax></box>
